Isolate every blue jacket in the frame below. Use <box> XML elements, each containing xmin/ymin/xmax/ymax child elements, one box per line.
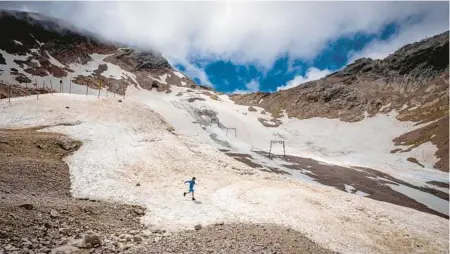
<box><xmin>185</xmin><ymin>180</ymin><xmax>195</xmax><ymax>190</ymax></box>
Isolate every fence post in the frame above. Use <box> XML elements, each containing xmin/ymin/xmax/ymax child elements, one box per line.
<box><xmin>269</xmin><ymin>142</ymin><xmax>272</xmax><ymax>158</ymax></box>
<box><xmin>34</xmin><ymin>83</ymin><xmax>38</xmax><ymax>100</ymax></box>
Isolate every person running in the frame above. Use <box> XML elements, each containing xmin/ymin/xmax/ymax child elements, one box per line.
<box><xmin>183</xmin><ymin>177</ymin><xmax>196</xmax><ymax>201</ymax></box>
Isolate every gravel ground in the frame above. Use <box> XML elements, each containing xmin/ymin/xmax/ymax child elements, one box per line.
<box><xmin>0</xmin><ymin>126</ymin><xmax>334</xmax><ymax>254</ymax></box>
<box><xmin>126</xmin><ymin>223</ymin><xmax>335</xmax><ymax>254</ymax></box>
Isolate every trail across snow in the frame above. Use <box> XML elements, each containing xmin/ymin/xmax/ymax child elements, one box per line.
<box><xmin>0</xmin><ymin>94</ymin><xmax>448</xmax><ymax>254</ymax></box>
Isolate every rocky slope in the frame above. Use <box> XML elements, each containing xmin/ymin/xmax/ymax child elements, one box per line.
<box><xmin>0</xmin><ymin>10</ymin><xmax>199</xmax><ymax>95</ymax></box>
<box><xmin>232</xmin><ymin>32</ymin><xmax>449</xmax><ymax>171</ymax></box>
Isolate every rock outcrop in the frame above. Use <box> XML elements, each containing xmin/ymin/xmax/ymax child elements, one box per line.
<box><xmin>0</xmin><ymin>9</ymin><xmax>199</xmax><ymax>95</ymax></box>
<box><xmin>231</xmin><ymin>32</ymin><xmax>449</xmax><ymax>171</ymax></box>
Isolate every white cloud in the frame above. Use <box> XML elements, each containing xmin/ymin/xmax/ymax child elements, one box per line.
<box><xmin>173</xmin><ymin>60</ymin><xmax>212</xmax><ymax>87</ymax></box>
<box><xmin>347</xmin><ymin>5</ymin><xmax>449</xmax><ymax>63</ymax></box>
<box><xmin>233</xmin><ymin>80</ymin><xmax>260</xmax><ymax>94</ymax></box>
<box><xmin>277</xmin><ymin>68</ymin><xmax>332</xmax><ymax>91</ymax></box>
<box><xmin>2</xmin><ymin>1</ymin><xmax>447</xmax><ymax>69</ymax></box>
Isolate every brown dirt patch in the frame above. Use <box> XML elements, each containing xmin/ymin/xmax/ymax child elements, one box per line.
<box><xmin>223</xmin><ymin>152</ymin><xmax>290</xmax><ymax>175</ymax></box>
<box><xmin>427</xmin><ymin>181</ymin><xmax>450</xmax><ymax>188</ymax></box>
<box><xmin>258</xmin><ymin>117</ymin><xmax>282</xmax><ymax>127</ymax></box>
<box><xmin>188</xmin><ymin>97</ymin><xmax>206</xmax><ymax>103</ymax></box>
<box><xmin>248</xmin><ymin>106</ymin><xmax>257</xmax><ymax>112</ymax></box>
<box><xmin>0</xmin><ymin>83</ymin><xmax>53</xmax><ymax>99</ymax></box>
<box><xmin>407</xmin><ymin>157</ymin><xmax>424</xmax><ymax>167</ymax></box>
<box><xmin>255</xmin><ymin>151</ymin><xmax>448</xmax><ymax>219</ymax></box>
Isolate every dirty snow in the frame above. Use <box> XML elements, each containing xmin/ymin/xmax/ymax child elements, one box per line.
<box><xmin>173</xmin><ymin>71</ymin><xmax>185</xmax><ymax>79</ymax></box>
<box><xmin>344</xmin><ymin>184</ymin><xmax>370</xmax><ymax>197</ymax></box>
<box><xmin>0</xmin><ymin>94</ymin><xmax>448</xmax><ymax>254</ymax></box>
<box><xmin>45</xmin><ymin>50</ymin><xmax>66</xmax><ymax>68</ymax></box>
<box><xmin>149</xmin><ymin>74</ymin><xmax>168</xmax><ymax>85</ymax></box>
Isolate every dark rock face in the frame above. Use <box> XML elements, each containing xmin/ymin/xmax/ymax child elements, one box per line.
<box><xmin>0</xmin><ymin>53</ymin><xmax>5</xmax><ymax>65</ymax></box>
<box><xmin>112</xmin><ymin>48</ymin><xmax>171</xmax><ymax>71</ymax></box>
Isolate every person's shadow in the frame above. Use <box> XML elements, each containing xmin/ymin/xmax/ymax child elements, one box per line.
<box><xmin>193</xmin><ymin>200</ymin><xmax>202</xmax><ymax>204</ymax></box>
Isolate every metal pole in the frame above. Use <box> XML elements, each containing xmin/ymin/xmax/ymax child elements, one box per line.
<box><xmin>98</xmin><ymin>81</ymin><xmax>101</xmax><ymax>98</ymax></box>
<box><xmin>86</xmin><ymin>84</ymin><xmax>88</xmax><ymax>95</ymax></box>
<box><xmin>8</xmin><ymin>84</ymin><xmax>11</xmax><ymax>103</ymax></box>
<box><xmin>283</xmin><ymin>142</ymin><xmax>286</xmax><ymax>157</ymax></box>
<box><xmin>50</xmin><ymin>80</ymin><xmax>53</xmax><ymax>94</ymax></box>
<box><xmin>60</xmin><ymin>80</ymin><xmax>62</xmax><ymax>93</ymax></box>
<box><xmin>69</xmin><ymin>76</ymin><xmax>72</xmax><ymax>94</ymax></box>
<box><xmin>269</xmin><ymin>141</ymin><xmax>272</xmax><ymax>158</ymax></box>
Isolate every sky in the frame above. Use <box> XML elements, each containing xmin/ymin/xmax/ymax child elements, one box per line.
<box><xmin>1</xmin><ymin>1</ymin><xmax>448</xmax><ymax>93</ymax></box>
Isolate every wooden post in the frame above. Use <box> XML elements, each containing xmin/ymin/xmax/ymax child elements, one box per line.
<box><xmin>34</xmin><ymin>83</ymin><xmax>38</xmax><ymax>100</ymax></box>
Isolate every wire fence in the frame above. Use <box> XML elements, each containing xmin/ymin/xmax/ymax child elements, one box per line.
<box><xmin>2</xmin><ymin>78</ymin><xmax>126</xmax><ymax>103</ymax></box>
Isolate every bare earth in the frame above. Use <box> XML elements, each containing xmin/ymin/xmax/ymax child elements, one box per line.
<box><xmin>0</xmin><ymin>127</ymin><xmax>333</xmax><ymax>254</ymax></box>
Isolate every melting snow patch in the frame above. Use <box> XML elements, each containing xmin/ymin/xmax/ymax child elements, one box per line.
<box><xmin>387</xmin><ymin>183</ymin><xmax>449</xmax><ymax>216</ymax></box>
<box><xmin>173</xmin><ymin>71</ymin><xmax>185</xmax><ymax>79</ymax></box>
<box><xmin>344</xmin><ymin>184</ymin><xmax>369</xmax><ymax>197</ymax></box>
<box><xmin>45</xmin><ymin>51</ymin><xmax>66</xmax><ymax>68</ymax></box>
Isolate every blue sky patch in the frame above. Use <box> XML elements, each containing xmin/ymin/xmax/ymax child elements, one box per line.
<box><xmin>175</xmin><ymin>21</ymin><xmax>402</xmax><ymax>93</ymax></box>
